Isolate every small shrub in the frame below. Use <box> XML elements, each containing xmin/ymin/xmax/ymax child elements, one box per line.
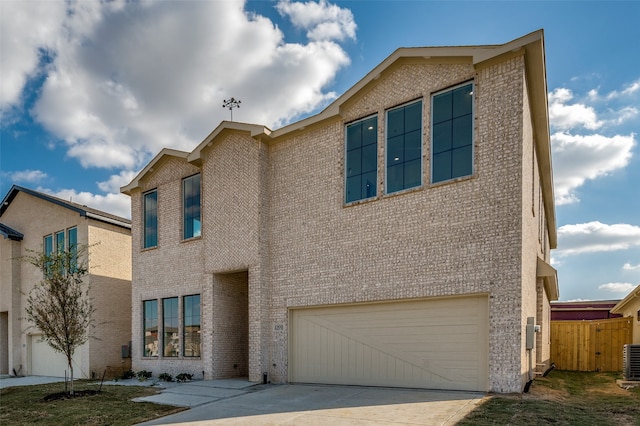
<box><xmin>121</xmin><ymin>369</ymin><xmax>136</xmax><ymax>380</ymax></box>
<box><xmin>158</xmin><ymin>372</ymin><xmax>173</xmax><ymax>382</ymax></box>
<box><xmin>175</xmin><ymin>373</ymin><xmax>193</xmax><ymax>383</ymax></box>
<box><xmin>136</xmin><ymin>370</ymin><xmax>152</xmax><ymax>381</ymax></box>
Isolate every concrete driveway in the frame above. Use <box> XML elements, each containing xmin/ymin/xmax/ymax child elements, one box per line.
<box><xmin>136</xmin><ymin>382</ymin><xmax>486</xmax><ymax>425</ymax></box>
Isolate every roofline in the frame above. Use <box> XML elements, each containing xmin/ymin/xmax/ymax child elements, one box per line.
<box><xmin>120</xmin><ymin>148</ymin><xmax>190</xmax><ymax>195</ymax></box>
<box><xmin>611</xmin><ymin>284</ymin><xmax>640</xmax><ymax>314</ymax></box>
<box><xmin>0</xmin><ymin>185</ymin><xmax>131</xmax><ymax>229</ymax></box>
<box><xmin>0</xmin><ymin>223</ymin><xmax>24</xmax><ymax>241</ymax></box>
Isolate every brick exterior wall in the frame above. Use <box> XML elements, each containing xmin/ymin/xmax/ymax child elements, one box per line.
<box><xmin>0</xmin><ymin>190</ymin><xmax>132</xmax><ymax>378</ymax></box>
<box><xmin>126</xmin><ymin>44</ymin><xmax>555</xmax><ymax>392</ymax></box>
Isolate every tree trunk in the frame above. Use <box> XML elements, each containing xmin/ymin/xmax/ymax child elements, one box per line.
<box><xmin>68</xmin><ymin>358</ymin><xmax>74</xmax><ymax>396</ymax></box>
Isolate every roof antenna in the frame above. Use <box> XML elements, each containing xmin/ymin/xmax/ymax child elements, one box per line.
<box><xmin>222</xmin><ymin>97</ymin><xmax>241</xmax><ymax>121</ymax></box>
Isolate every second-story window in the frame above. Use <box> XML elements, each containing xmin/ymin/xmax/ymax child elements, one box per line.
<box><xmin>345</xmin><ymin>116</ymin><xmax>378</xmax><ymax>203</ymax></box>
<box><xmin>386</xmin><ymin>100</ymin><xmax>423</xmax><ymax>194</ymax></box>
<box><xmin>432</xmin><ymin>82</ymin><xmax>474</xmax><ymax>183</ymax></box>
<box><xmin>143</xmin><ymin>190</ymin><xmax>158</xmax><ymax>248</ymax></box>
<box><xmin>183</xmin><ymin>174</ymin><xmax>201</xmax><ymax>239</ymax></box>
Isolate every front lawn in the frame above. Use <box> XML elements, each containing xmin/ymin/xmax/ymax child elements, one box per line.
<box><xmin>459</xmin><ymin>371</ymin><xmax>640</xmax><ymax>425</ymax></box>
<box><xmin>0</xmin><ymin>380</ymin><xmax>184</xmax><ymax>426</ymax></box>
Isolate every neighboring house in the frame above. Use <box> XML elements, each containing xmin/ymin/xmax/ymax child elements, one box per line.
<box><xmin>611</xmin><ymin>284</ymin><xmax>640</xmax><ymax>344</ymax></box>
<box><xmin>121</xmin><ymin>30</ymin><xmax>558</xmax><ymax>393</ymax></box>
<box><xmin>551</xmin><ymin>300</ymin><xmax>622</xmax><ymax>321</ymax></box>
<box><xmin>0</xmin><ymin>185</ymin><xmax>132</xmax><ymax>378</ymax></box>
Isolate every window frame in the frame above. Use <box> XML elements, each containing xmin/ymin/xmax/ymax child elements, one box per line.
<box><xmin>182</xmin><ymin>174</ymin><xmax>202</xmax><ymax>240</ymax></box>
<box><xmin>430</xmin><ymin>81</ymin><xmax>474</xmax><ymax>184</ymax></box>
<box><xmin>162</xmin><ymin>297</ymin><xmax>179</xmax><ymax>357</ymax></box>
<box><xmin>183</xmin><ymin>294</ymin><xmax>201</xmax><ymax>358</ymax></box>
<box><xmin>344</xmin><ymin>115</ymin><xmax>378</xmax><ymax>204</ymax></box>
<box><xmin>384</xmin><ymin>99</ymin><xmax>424</xmax><ymax>195</ymax></box>
<box><xmin>143</xmin><ymin>299</ymin><xmax>159</xmax><ymax>357</ymax></box>
<box><xmin>143</xmin><ymin>189</ymin><xmax>158</xmax><ymax>249</ymax></box>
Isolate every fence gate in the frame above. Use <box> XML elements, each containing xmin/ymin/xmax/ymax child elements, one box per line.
<box><xmin>550</xmin><ymin>317</ymin><xmax>633</xmax><ymax>371</ymax></box>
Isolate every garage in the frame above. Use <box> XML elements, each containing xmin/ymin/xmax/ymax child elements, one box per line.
<box><xmin>290</xmin><ymin>295</ymin><xmax>488</xmax><ymax>391</ymax></box>
<box><xmin>30</xmin><ymin>335</ymin><xmax>76</xmax><ymax>377</ymax></box>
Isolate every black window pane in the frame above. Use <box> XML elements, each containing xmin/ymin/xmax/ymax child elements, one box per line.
<box><xmin>362</xmin><ymin>117</ymin><xmax>377</xmax><ymax>146</ymax></box>
<box><xmin>404</xmin><ymin>101</ymin><xmax>422</xmax><ymax>132</ymax></box>
<box><xmin>387</xmin><ymin>135</ymin><xmax>404</xmax><ymax>166</ymax></box>
<box><xmin>433</xmin><ymin>151</ymin><xmax>452</xmax><ymax>183</ymax></box>
<box><xmin>387</xmin><ymin>108</ymin><xmax>404</xmax><ymax>137</ymax></box>
<box><xmin>404</xmin><ymin>159</ymin><xmax>421</xmax><ymax>189</ymax></box>
<box><xmin>433</xmin><ymin>91</ymin><xmax>452</xmax><ymax>123</ymax></box>
<box><xmin>405</xmin><ymin>129</ymin><xmax>421</xmax><ymax>161</ymax></box>
<box><xmin>433</xmin><ymin>121</ymin><xmax>452</xmax><ymax>154</ymax></box>
<box><xmin>346</xmin><ymin>175</ymin><xmax>361</xmax><ymax>203</ymax></box>
<box><xmin>453</xmin><ymin>84</ymin><xmax>473</xmax><ymax>118</ymax></box>
<box><xmin>362</xmin><ymin>143</ymin><xmax>377</xmax><ymax>173</ymax></box>
<box><xmin>387</xmin><ymin>163</ymin><xmax>404</xmax><ymax>193</ymax></box>
<box><xmin>361</xmin><ymin>171</ymin><xmax>376</xmax><ymax>199</ymax></box>
<box><xmin>346</xmin><ymin>148</ymin><xmax>362</xmax><ymax>177</ymax></box>
<box><xmin>346</xmin><ymin>123</ymin><xmax>362</xmax><ymax>151</ymax></box>
<box><xmin>452</xmin><ymin>114</ymin><xmax>472</xmax><ymax>148</ymax></box>
<box><xmin>452</xmin><ymin>145</ymin><xmax>473</xmax><ymax>178</ymax></box>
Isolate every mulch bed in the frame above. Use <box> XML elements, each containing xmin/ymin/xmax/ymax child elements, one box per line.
<box><xmin>43</xmin><ymin>389</ymin><xmax>100</xmax><ymax>401</ymax></box>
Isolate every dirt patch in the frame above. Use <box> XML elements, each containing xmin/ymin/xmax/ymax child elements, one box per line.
<box><xmin>43</xmin><ymin>389</ymin><xmax>100</xmax><ymax>401</ymax></box>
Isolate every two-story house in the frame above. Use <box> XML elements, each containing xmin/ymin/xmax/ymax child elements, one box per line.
<box><xmin>0</xmin><ymin>186</ymin><xmax>132</xmax><ymax>379</ymax></box>
<box><xmin>121</xmin><ymin>30</ymin><xmax>558</xmax><ymax>393</ymax></box>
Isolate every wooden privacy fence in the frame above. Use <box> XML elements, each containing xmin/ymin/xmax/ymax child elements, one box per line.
<box><xmin>550</xmin><ymin>317</ymin><xmax>633</xmax><ymax>371</ymax></box>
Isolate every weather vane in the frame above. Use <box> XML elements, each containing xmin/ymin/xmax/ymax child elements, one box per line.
<box><xmin>222</xmin><ymin>97</ymin><xmax>241</xmax><ymax>121</ymax></box>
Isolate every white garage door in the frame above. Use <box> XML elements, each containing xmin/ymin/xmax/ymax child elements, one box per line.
<box><xmin>30</xmin><ymin>335</ymin><xmax>70</xmax><ymax>377</ymax></box>
<box><xmin>290</xmin><ymin>296</ymin><xmax>488</xmax><ymax>391</ymax></box>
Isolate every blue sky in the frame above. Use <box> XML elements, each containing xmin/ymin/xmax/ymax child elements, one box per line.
<box><xmin>1</xmin><ymin>0</ymin><xmax>639</xmax><ymax>301</ymax></box>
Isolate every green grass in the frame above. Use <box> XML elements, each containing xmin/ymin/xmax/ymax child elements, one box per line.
<box><xmin>0</xmin><ymin>380</ymin><xmax>185</xmax><ymax>426</ymax></box>
<box><xmin>459</xmin><ymin>371</ymin><xmax>640</xmax><ymax>426</ymax></box>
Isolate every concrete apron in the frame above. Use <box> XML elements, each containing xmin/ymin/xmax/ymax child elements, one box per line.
<box><xmin>135</xmin><ymin>381</ymin><xmax>486</xmax><ymax>426</ymax></box>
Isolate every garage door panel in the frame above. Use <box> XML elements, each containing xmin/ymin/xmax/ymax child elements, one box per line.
<box><xmin>291</xmin><ymin>296</ymin><xmax>488</xmax><ymax>391</ymax></box>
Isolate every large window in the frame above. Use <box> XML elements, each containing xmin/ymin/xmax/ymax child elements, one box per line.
<box><xmin>386</xmin><ymin>100</ymin><xmax>423</xmax><ymax>194</ymax></box>
<box><xmin>143</xmin><ymin>190</ymin><xmax>158</xmax><ymax>248</ymax></box>
<box><xmin>183</xmin><ymin>294</ymin><xmax>201</xmax><ymax>357</ymax></box>
<box><xmin>67</xmin><ymin>227</ymin><xmax>78</xmax><ymax>272</ymax></box>
<box><xmin>183</xmin><ymin>174</ymin><xmax>201</xmax><ymax>239</ymax></box>
<box><xmin>432</xmin><ymin>82</ymin><xmax>474</xmax><ymax>183</ymax></box>
<box><xmin>163</xmin><ymin>298</ymin><xmax>179</xmax><ymax>357</ymax></box>
<box><xmin>345</xmin><ymin>116</ymin><xmax>378</xmax><ymax>203</ymax></box>
<box><xmin>143</xmin><ymin>300</ymin><xmax>158</xmax><ymax>357</ymax></box>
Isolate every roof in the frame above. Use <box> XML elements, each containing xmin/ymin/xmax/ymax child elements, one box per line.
<box><xmin>611</xmin><ymin>284</ymin><xmax>640</xmax><ymax>314</ymax></box>
<box><xmin>0</xmin><ymin>185</ymin><xmax>131</xmax><ymax>229</ymax></box>
<box><xmin>0</xmin><ymin>222</ymin><xmax>24</xmax><ymax>241</ymax></box>
<box><xmin>121</xmin><ymin>30</ymin><xmax>555</xmax><ymax>247</ymax></box>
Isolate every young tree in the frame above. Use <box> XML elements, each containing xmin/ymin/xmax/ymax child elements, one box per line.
<box><xmin>23</xmin><ymin>245</ymin><xmax>95</xmax><ymax>395</ymax></box>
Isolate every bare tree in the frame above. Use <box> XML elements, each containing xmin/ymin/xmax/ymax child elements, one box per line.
<box><xmin>23</xmin><ymin>245</ymin><xmax>95</xmax><ymax>395</ymax></box>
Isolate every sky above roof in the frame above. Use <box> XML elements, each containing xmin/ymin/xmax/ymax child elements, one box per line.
<box><xmin>1</xmin><ymin>0</ymin><xmax>639</xmax><ymax>302</ymax></box>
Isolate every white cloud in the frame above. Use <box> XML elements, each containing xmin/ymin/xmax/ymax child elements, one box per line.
<box><xmin>548</xmin><ymin>88</ymin><xmax>603</xmax><ymax>131</ymax></box>
<box><xmin>6</xmin><ymin>169</ymin><xmax>48</xmax><ymax>184</ymax></box>
<box><xmin>97</xmin><ymin>170</ymin><xmax>139</xmax><ymax>194</ymax></box>
<box><xmin>276</xmin><ymin>0</ymin><xmax>356</xmax><ymax>41</ymax></box>
<box><xmin>3</xmin><ymin>0</ymin><xmax>354</xmax><ymax>172</ymax></box>
<box><xmin>623</xmin><ymin>262</ymin><xmax>640</xmax><ymax>271</ymax></box>
<box><xmin>598</xmin><ymin>282</ymin><xmax>636</xmax><ymax>293</ymax></box>
<box><xmin>556</xmin><ymin>222</ymin><xmax>640</xmax><ymax>256</ymax></box>
<box><xmin>552</xmin><ymin>132</ymin><xmax>635</xmax><ymax>205</ymax></box>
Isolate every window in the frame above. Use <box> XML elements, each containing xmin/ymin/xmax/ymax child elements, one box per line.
<box><xmin>386</xmin><ymin>100</ymin><xmax>422</xmax><ymax>194</ymax></box>
<box><xmin>44</xmin><ymin>234</ymin><xmax>53</xmax><ymax>256</ymax></box>
<box><xmin>183</xmin><ymin>174</ymin><xmax>201</xmax><ymax>239</ymax></box>
<box><xmin>55</xmin><ymin>231</ymin><xmax>65</xmax><ymax>254</ymax></box>
<box><xmin>67</xmin><ymin>227</ymin><xmax>78</xmax><ymax>272</ymax></box>
<box><xmin>432</xmin><ymin>82</ymin><xmax>474</xmax><ymax>183</ymax></box>
<box><xmin>163</xmin><ymin>297</ymin><xmax>179</xmax><ymax>357</ymax></box>
<box><xmin>143</xmin><ymin>300</ymin><xmax>158</xmax><ymax>357</ymax></box>
<box><xmin>143</xmin><ymin>190</ymin><xmax>158</xmax><ymax>248</ymax></box>
<box><xmin>345</xmin><ymin>116</ymin><xmax>378</xmax><ymax>203</ymax></box>
<box><xmin>183</xmin><ymin>294</ymin><xmax>201</xmax><ymax>357</ymax></box>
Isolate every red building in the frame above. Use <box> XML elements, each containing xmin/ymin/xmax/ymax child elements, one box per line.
<box><xmin>551</xmin><ymin>300</ymin><xmax>622</xmax><ymax>321</ymax></box>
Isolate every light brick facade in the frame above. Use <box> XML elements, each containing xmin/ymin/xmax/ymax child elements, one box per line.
<box><xmin>122</xmin><ymin>30</ymin><xmax>558</xmax><ymax>392</ymax></box>
<box><xmin>0</xmin><ymin>186</ymin><xmax>132</xmax><ymax>378</ymax></box>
